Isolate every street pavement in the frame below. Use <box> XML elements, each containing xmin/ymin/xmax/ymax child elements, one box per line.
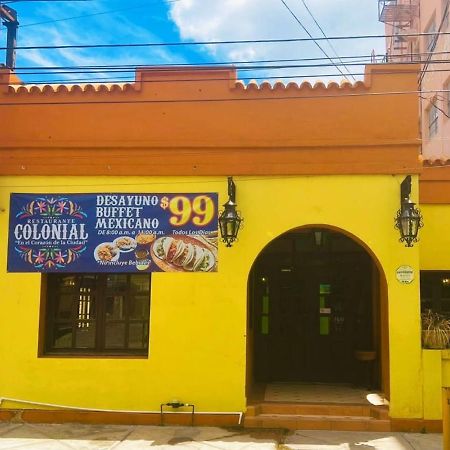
<box><xmin>0</xmin><ymin>423</ymin><xmax>444</xmax><ymax>449</ymax></box>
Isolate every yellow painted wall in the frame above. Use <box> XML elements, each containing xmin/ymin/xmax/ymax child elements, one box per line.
<box><xmin>420</xmin><ymin>206</ymin><xmax>450</xmax><ymax>419</ymax></box>
<box><xmin>422</xmin><ymin>350</ymin><xmax>443</xmax><ymax>420</ymax></box>
<box><xmin>420</xmin><ymin>205</ymin><xmax>450</xmax><ymax>270</ymax></box>
<box><xmin>0</xmin><ymin>174</ymin><xmax>423</xmax><ymax>418</ymax></box>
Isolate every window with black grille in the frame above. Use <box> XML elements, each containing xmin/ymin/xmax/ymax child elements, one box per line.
<box><xmin>43</xmin><ymin>273</ymin><xmax>151</xmax><ymax>356</ymax></box>
<box><xmin>420</xmin><ymin>271</ymin><xmax>450</xmax><ymax>318</ymax></box>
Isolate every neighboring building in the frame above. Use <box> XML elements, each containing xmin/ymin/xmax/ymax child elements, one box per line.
<box><xmin>0</xmin><ymin>64</ymin><xmax>449</xmax><ymax>436</ymax></box>
<box><xmin>378</xmin><ymin>0</ymin><xmax>450</xmax><ymax>159</ymax></box>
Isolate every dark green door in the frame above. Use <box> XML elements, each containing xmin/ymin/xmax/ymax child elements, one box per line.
<box><xmin>251</xmin><ymin>229</ymin><xmax>374</xmax><ymax>383</ymax></box>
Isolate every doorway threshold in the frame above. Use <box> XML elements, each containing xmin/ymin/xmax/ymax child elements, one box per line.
<box><xmin>263</xmin><ymin>382</ymin><xmax>388</xmax><ymax>405</ymax></box>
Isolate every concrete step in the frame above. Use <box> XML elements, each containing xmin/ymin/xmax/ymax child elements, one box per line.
<box><xmin>247</xmin><ymin>403</ymin><xmax>389</xmax><ymax>420</ymax></box>
<box><xmin>244</xmin><ymin>413</ymin><xmax>392</xmax><ymax>431</ymax></box>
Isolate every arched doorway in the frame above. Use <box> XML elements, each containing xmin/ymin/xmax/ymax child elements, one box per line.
<box><xmin>247</xmin><ymin>226</ymin><xmax>388</xmax><ymax>399</ymax></box>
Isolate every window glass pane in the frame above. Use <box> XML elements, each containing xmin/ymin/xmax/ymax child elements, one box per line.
<box><xmin>77</xmin><ymin>292</ymin><xmax>96</xmax><ymax>320</ymax></box>
<box><xmin>106</xmin><ymin>295</ymin><xmax>125</xmax><ymax>320</ymax></box>
<box><xmin>106</xmin><ymin>274</ymin><xmax>127</xmax><ymax>291</ymax></box>
<box><xmin>128</xmin><ymin>322</ymin><xmax>148</xmax><ymax>349</ymax></box>
<box><xmin>130</xmin><ymin>275</ymin><xmax>150</xmax><ymax>293</ymax></box>
<box><xmin>80</xmin><ymin>275</ymin><xmax>98</xmax><ymax>289</ymax></box>
<box><xmin>440</xmin><ymin>276</ymin><xmax>450</xmax><ymax>299</ymax></box>
<box><xmin>52</xmin><ymin>324</ymin><xmax>73</xmax><ymax>349</ymax></box>
<box><xmin>55</xmin><ymin>294</ymin><xmax>73</xmax><ymax>320</ymax></box>
<box><xmin>425</xmin><ymin>21</ymin><xmax>436</xmax><ymax>52</ymax></box>
<box><xmin>74</xmin><ymin>322</ymin><xmax>96</xmax><ymax>348</ymax></box>
<box><xmin>105</xmin><ymin>322</ymin><xmax>126</xmax><ymax>349</ymax></box>
<box><xmin>428</xmin><ymin>104</ymin><xmax>438</xmax><ymax>137</ymax></box>
<box><xmin>56</xmin><ymin>275</ymin><xmax>77</xmax><ymax>291</ymax></box>
<box><xmin>420</xmin><ymin>275</ymin><xmax>433</xmax><ymax>298</ymax></box>
<box><xmin>129</xmin><ymin>295</ymin><xmax>149</xmax><ymax>319</ymax></box>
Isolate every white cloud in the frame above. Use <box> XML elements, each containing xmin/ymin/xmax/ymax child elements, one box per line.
<box><xmin>168</xmin><ymin>0</ymin><xmax>387</xmax><ymax>83</ymax></box>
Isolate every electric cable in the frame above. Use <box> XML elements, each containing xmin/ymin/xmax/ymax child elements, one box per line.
<box><xmin>298</xmin><ymin>0</ymin><xmax>355</xmax><ymax>81</ymax></box>
<box><xmin>0</xmin><ymin>87</ymin><xmax>447</xmax><ymax>107</ymax></box>
<box><xmin>421</xmin><ymin>95</ymin><xmax>450</xmax><ymax>119</ymax></box>
<box><xmin>278</xmin><ymin>0</ymin><xmax>349</xmax><ymax>80</ymax></box>
<box><xmin>3</xmin><ymin>31</ymin><xmax>450</xmax><ymax>51</ymax></box>
<box><xmin>7</xmin><ymin>58</ymin><xmax>447</xmax><ymax>76</ymax></box>
<box><xmin>1</xmin><ymin>66</ymin><xmax>444</xmax><ymax>86</ymax></box>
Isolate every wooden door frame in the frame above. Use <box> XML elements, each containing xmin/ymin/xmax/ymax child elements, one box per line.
<box><xmin>246</xmin><ymin>225</ymin><xmax>390</xmax><ymax>401</ymax></box>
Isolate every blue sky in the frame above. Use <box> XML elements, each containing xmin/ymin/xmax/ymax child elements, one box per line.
<box><xmin>0</xmin><ymin>0</ymin><xmax>387</xmax><ymax>84</ymax></box>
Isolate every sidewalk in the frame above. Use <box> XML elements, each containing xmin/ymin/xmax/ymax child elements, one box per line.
<box><xmin>0</xmin><ymin>423</ymin><xmax>443</xmax><ymax>449</ymax></box>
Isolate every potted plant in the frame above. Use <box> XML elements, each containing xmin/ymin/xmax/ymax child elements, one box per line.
<box><xmin>421</xmin><ymin>310</ymin><xmax>450</xmax><ymax>349</ymax></box>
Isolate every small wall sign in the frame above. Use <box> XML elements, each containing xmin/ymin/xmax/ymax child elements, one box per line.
<box><xmin>396</xmin><ymin>265</ymin><xmax>414</xmax><ymax>284</ymax></box>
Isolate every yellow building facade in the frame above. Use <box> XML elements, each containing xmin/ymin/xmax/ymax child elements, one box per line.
<box><xmin>0</xmin><ymin>64</ymin><xmax>449</xmax><ymax>432</ymax></box>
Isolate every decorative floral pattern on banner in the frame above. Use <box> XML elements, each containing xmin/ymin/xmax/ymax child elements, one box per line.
<box><xmin>16</xmin><ymin>197</ymin><xmax>87</xmax><ymax>220</ymax></box>
<box><xmin>15</xmin><ymin>245</ymin><xmax>87</xmax><ymax>270</ymax></box>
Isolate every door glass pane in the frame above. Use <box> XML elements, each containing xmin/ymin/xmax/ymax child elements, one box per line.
<box><xmin>261</xmin><ymin>316</ymin><xmax>269</xmax><ymax>335</ymax></box>
<box><xmin>105</xmin><ymin>322</ymin><xmax>126</xmax><ymax>348</ymax></box>
<box><xmin>128</xmin><ymin>322</ymin><xmax>148</xmax><ymax>349</ymax></box>
<box><xmin>75</xmin><ymin>322</ymin><xmax>96</xmax><ymax>348</ymax></box>
<box><xmin>320</xmin><ymin>284</ymin><xmax>331</xmax><ymax>294</ymax></box>
<box><xmin>106</xmin><ymin>296</ymin><xmax>124</xmax><ymax>320</ymax></box>
<box><xmin>320</xmin><ymin>317</ymin><xmax>330</xmax><ymax>335</ymax></box>
<box><xmin>52</xmin><ymin>324</ymin><xmax>73</xmax><ymax>348</ymax></box>
<box><xmin>129</xmin><ymin>295</ymin><xmax>149</xmax><ymax>319</ymax></box>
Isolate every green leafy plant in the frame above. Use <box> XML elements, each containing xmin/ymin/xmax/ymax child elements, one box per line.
<box><xmin>421</xmin><ymin>310</ymin><xmax>450</xmax><ymax>349</ymax></box>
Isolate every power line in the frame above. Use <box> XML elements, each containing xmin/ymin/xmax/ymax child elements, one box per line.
<box><xmin>8</xmin><ymin>61</ymin><xmax>450</xmax><ymax>87</ymax></box>
<box><xmin>3</xmin><ymin>31</ymin><xmax>450</xmax><ymax>51</ymax></box>
<box><xmin>7</xmin><ymin>65</ymin><xmax>450</xmax><ymax>87</ymax></box>
<box><xmin>11</xmin><ymin>53</ymin><xmax>384</xmax><ymax>70</ymax></box>
<box><xmin>278</xmin><ymin>0</ymin><xmax>349</xmax><ymax>80</ymax></box>
<box><xmin>298</xmin><ymin>0</ymin><xmax>355</xmax><ymax>81</ymax></box>
<box><xmin>7</xmin><ymin>58</ymin><xmax>450</xmax><ymax>78</ymax></box>
<box><xmin>0</xmin><ymin>88</ymin><xmax>447</xmax><ymax>107</ymax></box>
<box><xmin>9</xmin><ymin>49</ymin><xmax>450</xmax><ymax>73</ymax></box>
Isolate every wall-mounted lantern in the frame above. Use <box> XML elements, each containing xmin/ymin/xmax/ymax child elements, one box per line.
<box><xmin>395</xmin><ymin>175</ymin><xmax>423</xmax><ymax>247</ymax></box>
<box><xmin>218</xmin><ymin>177</ymin><xmax>243</xmax><ymax>247</ymax></box>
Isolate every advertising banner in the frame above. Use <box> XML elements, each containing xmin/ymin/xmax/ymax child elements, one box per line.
<box><xmin>8</xmin><ymin>193</ymin><xmax>218</xmax><ymax>273</ymax></box>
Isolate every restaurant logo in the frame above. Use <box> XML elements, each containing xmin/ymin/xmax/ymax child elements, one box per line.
<box><xmin>13</xmin><ymin>196</ymin><xmax>88</xmax><ymax>270</ymax></box>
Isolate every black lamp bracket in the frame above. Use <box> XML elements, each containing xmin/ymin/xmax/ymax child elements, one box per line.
<box><xmin>227</xmin><ymin>176</ymin><xmax>236</xmax><ymax>203</ymax></box>
<box><xmin>400</xmin><ymin>175</ymin><xmax>412</xmax><ymax>205</ymax></box>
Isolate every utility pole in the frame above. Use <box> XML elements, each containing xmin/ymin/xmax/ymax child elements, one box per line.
<box><xmin>0</xmin><ymin>4</ymin><xmax>19</xmax><ymax>69</ymax></box>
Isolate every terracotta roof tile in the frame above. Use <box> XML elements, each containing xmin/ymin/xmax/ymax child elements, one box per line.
<box><xmin>8</xmin><ymin>82</ymin><xmax>135</xmax><ymax>94</ymax></box>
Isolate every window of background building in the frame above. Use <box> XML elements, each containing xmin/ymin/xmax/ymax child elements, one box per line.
<box><xmin>42</xmin><ymin>273</ymin><xmax>151</xmax><ymax>356</ymax></box>
<box><xmin>443</xmin><ymin>0</ymin><xmax>449</xmax><ymax>30</ymax></box>
<box><xmin>420</xmin><ymin>272</ymin><xmax>450</xmax><ymax>317</ymax></box>
<box><xmin>446</xmin><ymin>81</ymin><xmax>450</xmax><ymax>116</ymax></box>
<box><xmin>425</xmin><ymin>19</ymin><xmax>437</xmax><ymax>53</ymax></box>
<box><xmin>428</xmin><ymin>102</ymin><xmax>439</xmax><ymax>137</ymax></box>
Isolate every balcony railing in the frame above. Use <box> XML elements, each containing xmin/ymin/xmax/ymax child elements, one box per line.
<box><xmin>378</xmin><ymin>0</ymin><xmax>419</xmax><ymax>24</ymax></box>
